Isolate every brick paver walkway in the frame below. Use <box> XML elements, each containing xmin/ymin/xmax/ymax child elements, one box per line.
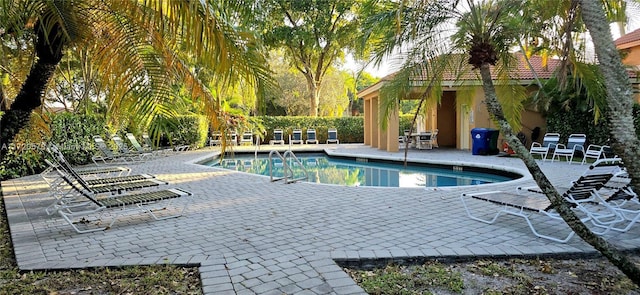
<box><xmin>3</xmin><ymin>144</ymin><xmax>639</xmax><ymax>294</ymax></box>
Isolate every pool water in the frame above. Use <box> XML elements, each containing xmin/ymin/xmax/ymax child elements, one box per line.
<box><xmin>204</xmin><ymin>153</ymin><xmax>515</xmax><ymax>188</ymax></box>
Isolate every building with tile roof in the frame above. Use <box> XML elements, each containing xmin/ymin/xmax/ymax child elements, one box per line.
<box><xmin>358</xmin><ymin>52</ymin><xmax>639</xmax><ymax>153</ymax></box>
<box><xmin>615</xmin><ymin>27</ymin><xmax>640</xmax><ymax>66</ymax></box>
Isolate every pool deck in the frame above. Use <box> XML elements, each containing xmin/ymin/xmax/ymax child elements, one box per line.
<box><xmin>3</xmin><ymin>144</ymin><xmax>639</xmax><ymax>294</ymax></box>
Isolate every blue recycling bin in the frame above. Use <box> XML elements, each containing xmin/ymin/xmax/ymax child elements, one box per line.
<box><xmin>471</xmin><ymin>128</ymin><xmax>500</xmax><ymax>155</ymax></box>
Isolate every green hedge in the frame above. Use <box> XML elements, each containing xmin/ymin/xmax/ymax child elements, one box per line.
<box><xmin>1</xmin><ymin>113</ymin><xmax>106</xmax><ymax>180</ymax></box>
<box><xmin>51</xmin><ymin>113</ymin><xmax>106</xmax><ymax>164</ymax></box>
<box><xmin>546</xmin><ymin>104</ymin><xmax>640</xmax><ymax>146</ymax></box>
<box><xmin>1</xmin><ymin>113</ymin><xmax>209</xmax><ymax>180</ymax></box>
<box><xmin>0</xmin><ymin>148</ymin><xmax>44</xmax><ymax>180</ymax></box>
<box><xmin>399</xmin><ymin>114</ymin><xmax>414</xmax><ymax>134</ymax></box>
<box><xmin>167</xmin><ymin>115</ymin><xmax>208</xmax><ymax>148</ymax></box>
<box><xmin>257</xmin><ymin>116</ymin><xmax>364</xmax><ymax>144</ymax></box>
<box><xmin>147</xmin><ymin>114</ymin><xmax>209</xmax><ymax>148</ymax></box>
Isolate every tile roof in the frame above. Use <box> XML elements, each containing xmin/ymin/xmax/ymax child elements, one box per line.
<box><xmin>615</xmin><ymin>28</ymin><xmax>640</xmax><ymax>48</ymax></box>
<box><xmin>359</xmin><ymin>53</ymin><xmax>638</xmax><ymax>97</ymax></box>
<box><xmin>379</xmin><ymin>53</ymin><xmax>562</xmax><ymax>83</ymax></box>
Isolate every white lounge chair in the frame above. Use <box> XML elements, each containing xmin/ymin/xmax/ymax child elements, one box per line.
<box><xmin>529</xmin><ymin>132</ymin><xmax>560</xmax><ymax>161</ymax></box>
<box><xmin>240</xmin><ymin>131</ymin><xmax>254</xmax><ymax>145</ymax></box>
<box><xmin>306</xmin><ymin>128</ymin><xmax>319</xmax><ymax>144</ymax></box>
<box><xmin>327</xmin><ymin>128</ymin><xmax>339</xmax><ymax>144</ymax></box>
<box><xmin>598</xmin><ymin>183</ymin><xmax>640</xmax><ymax>233</ymax></box>
<box><xmin>49</xmin><ymin>167</ymin><xmax>191</xmax><ymax>233</ymax></box>
<box><xmin>560</xmin><ymin>164</ymin><xmax>638</xmax><ymax>233</ymax></box>
<box><xmin>126</xmin><ymin>133</ymin><xmax>164</xmax><ymax>157</ymax></box>
<box><xmin>460</xmin><ymin>159</ymin><xmax>624</xmax><ymax>243</ymax></box>
<box><xmin>270</xmin><ymin>129</ymin><xmax>285</xmax><ymax>145</ymax></box>
<box><xmin>92</xmin><ymin>135</ymin><xmax>140</xmax><ymax>164</ymax></box>
<box><xmin>551</xmin><ymin>133</ymin><xmax>586</xmax><ymax>164</ymax></box>
<box><xmin>209</xmin><ymin>131</ymin><xmax>222</xmax><ymax>146</ymax></box>
<box><xmin>290</xmin><ymin>129</ymin><xmax>304</xmax><ymax>144</ymax></box>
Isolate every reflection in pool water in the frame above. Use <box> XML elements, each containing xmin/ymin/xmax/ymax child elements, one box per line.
<box><xmin>205</xmin><ymin>153</ymin><xmax>515</xmax><ymax>188</ymax></box>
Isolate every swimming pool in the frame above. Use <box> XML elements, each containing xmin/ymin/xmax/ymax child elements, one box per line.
<box><xmin>203</xmin><ymin>153</ymin><xmax>519</xmax><ymax>188</ymax></box>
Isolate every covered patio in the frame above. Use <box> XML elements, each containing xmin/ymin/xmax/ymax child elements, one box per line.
<box><xmin>357</xmin><ymin>54</ymin><xmax>562</xmax><ymax>153</ymax></box>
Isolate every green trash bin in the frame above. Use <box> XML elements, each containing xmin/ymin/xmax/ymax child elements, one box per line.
<box><xmin>486</xmin><ymin>129</ymin><xmax>500</xmax><ymax>155</ymax></box>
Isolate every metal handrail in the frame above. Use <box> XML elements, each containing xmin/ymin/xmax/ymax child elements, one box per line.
<box><xmin>282</xmin><ymin>150</ymin><xmax>309</xmax><ymax>183</ymax></box>
<box><xmin>268</xmin><ymin>150</ymin><xmax>288</xmax><ymax>182</ymax></box>
<box><xmin>268</xmin><ymin>150</ymin><xmax>309</xmax><ymax>183</ymax></box>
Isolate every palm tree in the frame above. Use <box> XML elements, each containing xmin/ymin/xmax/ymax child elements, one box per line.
<box><xmin>361</xmin><ymin>0</ymin><xmax>640</xmax><ymax>284</ymax></box>
<box><xmin>578</xmin><ymin>0</ymin><xmax>640</xmax><ymax>279</ymax></box>
<box><xmin>0</xmin><ymin>0</ymin><xmax>271</xmax><ymax>161</ymax></box>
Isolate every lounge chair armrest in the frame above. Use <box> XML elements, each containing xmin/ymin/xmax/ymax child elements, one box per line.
<box><xmin>461</xmin><ymin>191</ymin><xmax>504</xmax><ymax>197</ymax></box>
<box><xmin>516</xmin><ymin>186</ymin><xmax>541</xmax><ymax>194</ymax></box>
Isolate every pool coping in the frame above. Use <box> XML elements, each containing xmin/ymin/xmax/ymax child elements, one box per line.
<box><xmin>189</xmin><ymin>147</ymin><xmax>531</xmax><ymax>191</ymax></box>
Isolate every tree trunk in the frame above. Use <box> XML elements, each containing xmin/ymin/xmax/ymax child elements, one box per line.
<box><xmin>577</xmin><ymin>0</ymin><xmax>640</xmax><ymax>284</ymax></box>
<box><xmin>306</xmin><ymin>80</ymin><xmax>320</xmax><ymax>117</ymax></box>
<box><xmin>479</xmin><ymin>62</ymin><xmax>640</xmax><ymax>285</ymax></box>
<box><xmin>578</xmin><ymin>0</ymin><xmax>640</xmax><ymax>200</ymax></box>
<box><xmin>300</xmin><ymin>71</ymin><xmax>319</xmax><ymax>117</ymax></box>
<box><xmin>0</xmin><ymin>22</ymin><xmax>64</xmax><ymax>162</ymax></box>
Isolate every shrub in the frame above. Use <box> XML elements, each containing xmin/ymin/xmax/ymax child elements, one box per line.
<box><xmin>547</xmin><ymin>103</ymin><xmax>640</xmax><ymax>146</ymax></box>
<box><xmin>399</xmin><ymin>114</ymin><xmax>414</xmax><ymax>133</ymax></box>
<box><xmin>0</xmin><ymin>148</ymin><xmax>45</xmax><ymax>180</ymax></box>
<box><xmin>149</xmin><ymin>115</ymin><xmax>209</xmax><ymax>148</ymax></box>
<box><xmin>50</xmin><ymin>113</ymin><xmax>105</xmax><ymax>165</ymax></box>
<box><xmin>1</xmin><ymin>112</ymin><xmax>106</xmax><ymax>180</ymax></box>
<box><xmin>1</xmin><ymin>112</ymin><xmax>212</xmax><ymax>180</ymax></box>
<box><xmin>546</xmin><ymin>110</ymin><xmax>609</xmax><ymax>146</ymax></box>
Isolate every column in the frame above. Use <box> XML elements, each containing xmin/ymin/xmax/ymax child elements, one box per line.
<box><xmin>371</xmin><ymin>97</ymin><xmax>379</xmax><ymax>148</ymax></box>
<box><xmin>364</xmin><ymin>98</ymin><xmax>371</xmax><ymax>145</ymax></box>
<box><xmin>386</xmin><ymin>104</ymin><xmax>399</xmax><ymax>152</ymax></box>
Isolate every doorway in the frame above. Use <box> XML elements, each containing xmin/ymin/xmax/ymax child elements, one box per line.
<box><xmin>437</xmin><ymin>92</ymin><xmax>457</xmax><ymax>147</ymax></box>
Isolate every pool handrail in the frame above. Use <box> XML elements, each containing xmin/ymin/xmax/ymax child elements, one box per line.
<box><xmin>268</xmin><ymin>150</ymin><xmax>309</xmax><ymax>184</ymax></box>
<box><xmin>282</xmin><ymin>150</ymin><xmax>309</xmax><ymax>183</ymax></box>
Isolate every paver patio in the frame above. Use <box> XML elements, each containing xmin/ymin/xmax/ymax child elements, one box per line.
<box><xmin>3</xmin><ymin>144</ymin><xmax>639</xmax><ymax>294</ymax></box>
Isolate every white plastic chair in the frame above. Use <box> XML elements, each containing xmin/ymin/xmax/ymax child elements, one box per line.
<box><xmin>270</xmin><ymin>129</ymin><xmax>285</xmax><ymax>145</ymax></box>
<box><xmin>306</xmin><ymin>128</ymin><xmax>318</xmax><ymax>144</ymax></box>
<box><xmin>529</xmin><ymin>133</ymin><xmax>560</xmax><ymax>161</ymax></box>
<box><xmin>240</xmin><ymin>131</ymin><xmax>254</xmax><ymax>145</ymax></box>
<box><xmin>327</xmin><ymin>128</ymin><xmax>339</xmax><ymax>144</ymax></box>
<box><xmin>290</xmin><ymin>129</ymin><xmax>304</xmax><ymax>144</ymax></box>
<box><xmin>551</xmin><ymin>134</ymin><xmax>586</xmax><ymax>164</ymax></box>
<box><xmin>581</xmin><ymin>144</ymin><xmax>609</xmax><ymax>165</ymax></box>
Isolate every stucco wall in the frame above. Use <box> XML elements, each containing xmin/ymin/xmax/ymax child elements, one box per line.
<box><xmin>622</xmin><ymin>45</ymin><xmax>640</xmax><ymax>66</ymax></box>
<box><xmin>471</xmin><ymin>88</ymin><xmax>546</xmax><ymax>150</ymax></box>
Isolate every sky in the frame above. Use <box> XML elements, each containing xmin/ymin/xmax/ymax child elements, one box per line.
<box><xmin>344</xmin><ymin>9</ymin><xmax>640</xmax><ymax>79</ymax></box>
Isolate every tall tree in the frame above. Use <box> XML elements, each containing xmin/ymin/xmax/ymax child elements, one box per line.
<box><xmin>256</xmin><ymin>0</ymin><xmax>361</xmax><ymax>116</ymax></box>
<box><xmin>0</xmin><ymin>0</ymin><xmax>271</xmax><ymax>161</ymax></box>
<box><xmin>362</xmin><ymin>0</ymin><xmax>640</xmax><ymax>284</ymax></box>
<box><xmin>578</xmin><ymin>0</ymin><xmax>640</xmax><ymax>280</ymax></box>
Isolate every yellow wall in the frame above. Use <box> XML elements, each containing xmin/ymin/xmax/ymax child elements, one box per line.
<box><xmin>520</xmin><ymin>109</ymin><xmax>546</xmax><ymax>147</ymax></box>
<box><xmin>621</xmin><ymin>45</ymin><xmax>640</xmax><ymax>66</ymax></box>
<box><xmin>472</xmin><ymin>88</ymin><xmax>493</xmax><ymax>129</ymax></box>
<box><xmin>360</xmin><ymin>83</ymin><xmax>549</xmax><ymax>151</ymax></box>
<box><xmin>470</xmin><ymin>87</ymin><xmax>546</xmax><ymax>149</ymax></box>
